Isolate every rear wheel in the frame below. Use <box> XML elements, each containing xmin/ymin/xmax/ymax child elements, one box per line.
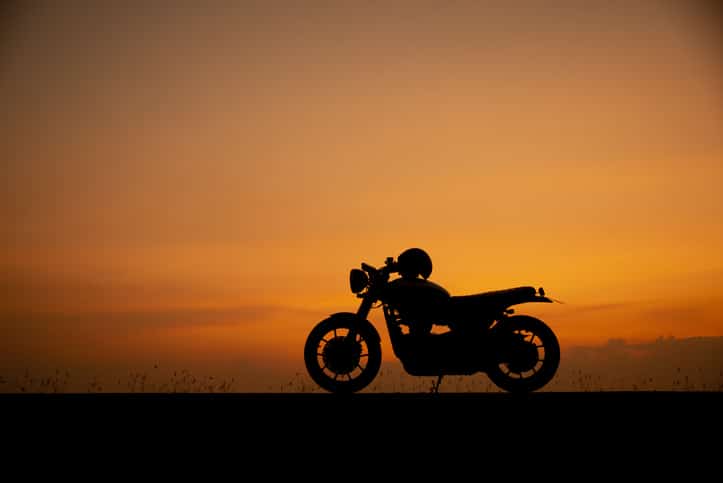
<box><xmin>486</xmin><ymin>315</ymin><xmax>560</xmax><ymax>393</ymax></box>
<box><xmin>304</xmin><ymin>316</ymin><xmax>382</xmax><ymax>394</ymax></box>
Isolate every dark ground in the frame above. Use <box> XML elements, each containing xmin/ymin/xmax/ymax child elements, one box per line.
<box><xmin>5</xmin><ymin>391</ymin><xmax>721</xmax><ymax>428</ymax></box>
<box><xmin>4</xmin><ymin>392</ymin><xmax>720</xmax><ymax>464</ymax></box>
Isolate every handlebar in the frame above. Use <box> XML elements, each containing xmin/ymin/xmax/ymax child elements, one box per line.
<box><xmin>361</xmin><ymin>259</ymin><xmax>398</xmax><ymax>276</ymax></box>
<box><xmin>360</xmin><ymin>262</ymin><xmax>376</xmax><ymax>273</ymax></box>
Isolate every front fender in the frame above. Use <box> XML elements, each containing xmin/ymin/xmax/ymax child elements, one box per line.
<box><xmin>326</xmin><ymin>312</ymin><xmax>381</xmax><ymax>344</ymax></box>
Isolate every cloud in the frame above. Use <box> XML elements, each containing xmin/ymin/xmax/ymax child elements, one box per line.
<box><xmin>0</xmin><ymin>305</ymin><xmax>326</xmax><ymax>331</ymax></box>
<box><xmin>562</xmin><ymin>302</ymin><xmax>636</xmax><ymax>314</ymax></box>
<box><xmin>552</xmin><ymin>336</ymin><xmax>723</xmax><ymax>390</ymax></box>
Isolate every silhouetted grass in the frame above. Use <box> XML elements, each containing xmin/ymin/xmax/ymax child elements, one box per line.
<box><xmin>283</xmin><ymin>364</ymin><xmax>723</xmax><ymax>393</ymax></box>
<box><xmin>3</xmin><ymin>365</ymin><xmax>722</xmax><ymax>393</ymax></box>
<box><xmin>1</xmin><ymin>366</ymin><xmax>236</xmax><ymax>394</ymax></box>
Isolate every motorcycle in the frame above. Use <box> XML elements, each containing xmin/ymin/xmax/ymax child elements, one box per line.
<box><xmin>303</xmin><ymin>249</ymin><xmax>561</xmax><ymax>394</ymax></box>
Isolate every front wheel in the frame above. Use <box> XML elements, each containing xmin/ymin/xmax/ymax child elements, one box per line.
<box><xmin>304</xmin><ymin>315</ymin><xmax>382</xmax><ymax>394</ymax></box>
<box><xmin>486</xmin><ymin>315</ymin><xmax>560</xmax><ymax>393</ymax></box>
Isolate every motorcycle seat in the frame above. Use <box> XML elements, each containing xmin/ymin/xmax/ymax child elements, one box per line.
<box><xmin>450</xmin><ymin>286</ymin><xmax>537</xmax><ymax>311</ymax></box>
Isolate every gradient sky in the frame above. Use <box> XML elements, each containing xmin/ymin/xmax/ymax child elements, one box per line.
<box><xmin>2</xmin><ymin>1</ymin><xmax>723</xmax><ymax>391</ymax></box>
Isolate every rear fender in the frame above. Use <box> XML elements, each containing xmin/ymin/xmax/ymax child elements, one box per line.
<box><xmin>491</xmin><ymin>314</ymin><xmax>550</xmax><ymax>340</ymax></box>
<box><xmin>503</xmin><ymin>295</ymin><xmax>553</xmax><ymax>312</ymax></box>
<box><xmin>524</xmin><ymin>296</ymin><xmax>553</xmax><ymax>304</ymax></box>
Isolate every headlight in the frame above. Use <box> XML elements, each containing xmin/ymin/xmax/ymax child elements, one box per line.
<box><xmin>349</xmin><ymin>269</ymin><xmax>369</xmax><ymax>294</ymax></box>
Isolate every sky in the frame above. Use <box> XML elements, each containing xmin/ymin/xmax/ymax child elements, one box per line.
<box><xmin>2</xmin><ymin>1</ymin><xmax>723</xmax><ymax>391</ymax></box>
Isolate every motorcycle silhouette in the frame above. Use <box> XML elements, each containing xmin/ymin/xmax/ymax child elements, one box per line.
<box><xmin>304</xmin><ymin>248</ymin><xmax>560</xmax><ymax>393</ymax></box>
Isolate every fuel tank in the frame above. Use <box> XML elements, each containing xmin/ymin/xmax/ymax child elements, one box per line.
<box><xmin>382</xmin><ymin>277</ymin><xmax>451</xmax><ymax>320</ymax></box>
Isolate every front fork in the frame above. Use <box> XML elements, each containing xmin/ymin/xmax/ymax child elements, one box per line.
<box><xmin>356</xmin><ymin>296</ymin><xmax>374</xmax><ymax>320</ymax></box>
<box><xmin>343</xmin><ymin>296</ymin><xmax>374</xmax><ymax>342</ymax></box>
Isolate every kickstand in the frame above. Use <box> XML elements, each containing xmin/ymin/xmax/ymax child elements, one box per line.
<box><xmin>431</xmin><ymin>375</ymin><xmax>444</xmax><ymax>394</ymax></box>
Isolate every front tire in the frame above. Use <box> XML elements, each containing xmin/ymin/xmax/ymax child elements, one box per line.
<box><xmin>486</xmin><ymin>315</ymin><xmax>560</xmax><ymax>393</ymax></box>
<box><xmin>304</xmin><ymin>315</ymin><xmax>382</xmax><ymax>394</ymax></box>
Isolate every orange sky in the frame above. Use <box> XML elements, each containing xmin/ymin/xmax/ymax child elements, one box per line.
<box><xmin>2</xmin><ymin>2</ymin><xmax>723</xmax><ymax>391</ymax></box>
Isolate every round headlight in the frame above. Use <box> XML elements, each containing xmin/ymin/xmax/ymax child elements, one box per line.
<box><xmin>349</xmin><ymin>269</ymin><xmax>369</xmax><ymax>294</ymax></box>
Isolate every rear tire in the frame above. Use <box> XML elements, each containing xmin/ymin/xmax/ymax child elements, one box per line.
<box><xmin>486</xmin><ymin>315</ymin><xmax>560</xmax><ymax>393</ymax></box>
<box><xmin>304</xmin><ymin>315</ymin><xmax>382</xmax><ymax>394</ymax></box>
